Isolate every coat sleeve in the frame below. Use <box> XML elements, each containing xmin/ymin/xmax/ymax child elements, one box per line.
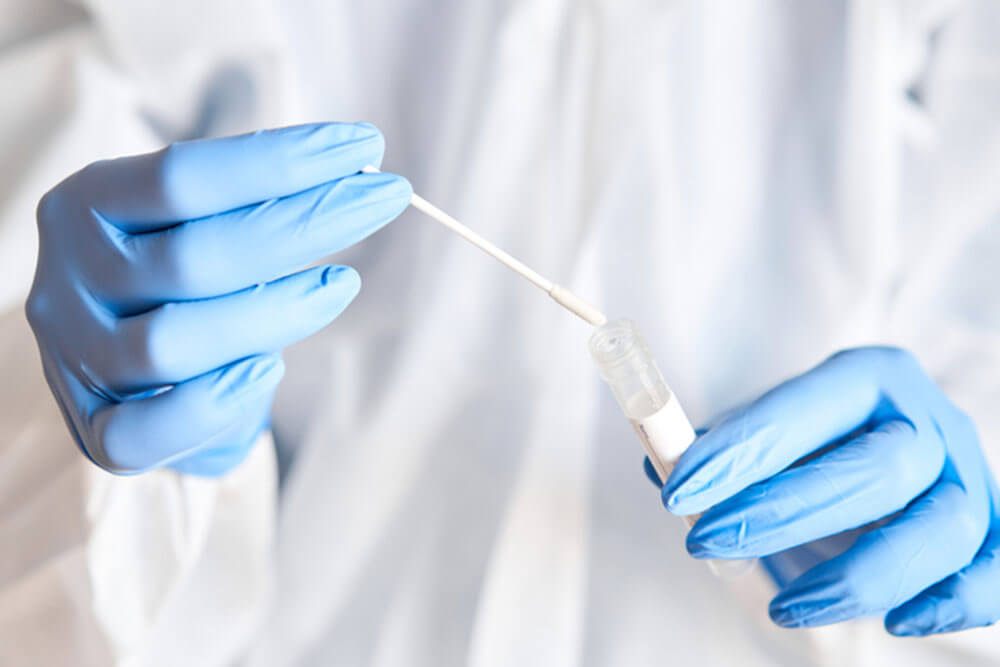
<box><xmin>0</xmin><ymin>307</ymin><xmax>277</xmax><ymax>666</ymax></box>
<box><xmin>0</xmin><ymin>5</ymin><xmax>278</xmax><ymax>664</ymax></box>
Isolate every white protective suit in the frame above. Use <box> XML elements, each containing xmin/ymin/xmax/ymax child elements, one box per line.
<box><xmin>2</xmin><ymin>0</ymin><xmax>1000</xmax><ymax>665</ymax></box>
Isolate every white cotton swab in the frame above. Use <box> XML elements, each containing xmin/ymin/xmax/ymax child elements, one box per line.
<box><xmin>363</xmin><ymin>166</ymin><xmax>607</xmax><ymax>327</ymax></box>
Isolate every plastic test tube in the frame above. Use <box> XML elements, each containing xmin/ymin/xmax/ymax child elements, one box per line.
<box><xmin>589</xmin><ymin>319</ymin><xmax>755</xmax><ymax>578</ymax></box>
<box><xmin>373</xmin><ymin>164</ymin><xmax>751</xmax><ymax>576</ymax></box>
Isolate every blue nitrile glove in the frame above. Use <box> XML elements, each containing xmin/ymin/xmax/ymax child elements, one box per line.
<box><xmin>27</xmin><ymin>122</ymin><xmax>412</xmax><ymax>476</ymax></box>
<box><xmin>658</xmin><ymin>347</ymin><xmax>1000</xmax><ymax>636</ymax></box>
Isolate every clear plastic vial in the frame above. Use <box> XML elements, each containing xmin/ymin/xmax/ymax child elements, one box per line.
<box><xmin>589</xmin><ymin>319</ymin><xmax>696</xmax><ymax>487</ymax></box>
<box><xmin>589</xmin><ymin>319</ymin><xmax>755</xmax><ymax>578</ymax></box>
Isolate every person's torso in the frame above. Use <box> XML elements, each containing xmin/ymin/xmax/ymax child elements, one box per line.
<box><xmin>259</xmin><ymin>2</ymin><xmax>972</xmax><ymax>665</ymax></box>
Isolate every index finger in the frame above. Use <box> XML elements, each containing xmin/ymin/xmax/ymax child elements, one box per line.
<box><xmin>663</xmin><ymin>349</ymin><xmax>884</xmax><ymax>515</ymax></box>
<box><xmin>71</xmin><ymin>122</ymin><xmax>386</xmax><ymax>231</ymax></box>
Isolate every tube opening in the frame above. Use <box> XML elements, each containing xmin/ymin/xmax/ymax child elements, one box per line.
<box><xmin>589</xmin><ymin>319</ymin><xmax>645</xmax><ymax>366</ymax></box>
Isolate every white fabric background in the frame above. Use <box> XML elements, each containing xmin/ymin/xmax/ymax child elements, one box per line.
<box><xmin>1</xmin><ymin>0</ymin><xmax>998</xmax><ymax>664</ymax></box>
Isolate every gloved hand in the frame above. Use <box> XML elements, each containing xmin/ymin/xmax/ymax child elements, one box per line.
<box><xmin>658</xmin><ymin>347</ymin><xmax>1000</xmax><ymax>636</ymax></box>
<box><xmin>27</xmin><ymin>122</ymin><xmax>412</xmax><ymax>476</ymax></box>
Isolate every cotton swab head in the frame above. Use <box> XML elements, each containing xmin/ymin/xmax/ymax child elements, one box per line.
<box><xmin>548</xmin><ymin>286</ymin><xmax>608</xmax><ymax>327</ymax></box>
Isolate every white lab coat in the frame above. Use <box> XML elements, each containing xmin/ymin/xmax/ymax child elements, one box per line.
<box><xmin>2</xmin><ymin>0</ymin><xmax>999</xmax><ymax>664</ymax></box>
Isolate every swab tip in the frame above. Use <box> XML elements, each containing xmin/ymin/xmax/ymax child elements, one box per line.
<box><xmin>549</xmin><ymin>286</ymin><xmax>608</xmax><ymax>327</ymax></box>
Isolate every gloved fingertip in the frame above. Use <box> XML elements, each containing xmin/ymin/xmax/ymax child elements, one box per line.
<box><xmin>685</xmin><ymin>538</ymin><xmax>717</xmax><ymax>560</ymax></box>
<box><xmin>643</xmin><ymin>457</ymin><xmax>663</xmax><ymax>487</ymax></box>
<box><xmin>246</xmin><ymin>353</ymin><xmax>286</xmax><ymax>387</ymax></box>
<box><xmin>768</xmin><ymin>603</ymin><xmax>805</xmax><ymax>629</ymax></box>
<box><xmin>664</xmin><ymin>489</ymin><xmax>706</xmax><ymax>516</ymax></box>
<box><xmin>768</xmin><ymin>591</ymin><xmax>829</xmax><ymax>629</ymax></box>
<box><xmin>351</xmin><ymin>121</ymin><xmax>381</xmax><ymax>137</ymax></box>
<box><xmin>660</xmin><ymin>455</ymin><xmax>707</xmax><ymax>508</ymax></box>
<box><xmin>393</xmin><ymin>174</ymin><xmax>414</xmax><ymax>202</ymax></box>
<box><xmin>295</xmin><ymin>122</ymin><xmax>387</xmax><ymax>174</ymax></box>
<box><xmin>229</xmin><ymin>354</ymin><xmax>285</xmax><ymax>385</ymax></box>
<box><xmin>335</xmin><ymin>172</ymin><xmax>412</xmax><ymax>232</ymax></box>
<box><xmin>320</xmin><ymin>264</ymin><xmax>361</xmax><ymax>294</ymax></box>
<box><xmin>884</xmin><ymin>622</ymin><xmax>926</xmax><ymax>637</ymax></box>
<box><xmin>284</xmin><ymin>121</ymin><xmax>383</xmax><ymax>154</ymax></box>
<box><xmin>884</xmin><ymin>598</ymin><xmax>942</xmax><ymax>637</ymax></box>
<box><xmin>661</xmin><ymin>475</ymin><xmax>705</xmax><ymax>514</ymax></box>
<box><xmin>313</xmin><ymin>121</ymin><xmax>381</xmax><ymax>144</ymax></box>
<box><xmin>372</xmin><ymin>174</ymin><xmax>414</xmax><ymax>219</ymax></box>
<box><xmin>309</xmin><ymin>265</ymin><xmax>362</xmax><ymax>322</ymax></box>
<box><xmin>345</xmin><ymin>122</ymin><xmax>386</xmax><ymax>165</ymax></box>
<box><xmin>217</xmin><ymin>354</ymin><xmax>285</xmax><ymax>398</ymax></box>
<box><xmin>363</xmin><ymin>171</ymin><xmax>412</xmax><ymax>200</ymax></box>
<box><xmin>664</xmin><ymin>490</ymin><xmax>685</xmax><ymax>512</ymax></box>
